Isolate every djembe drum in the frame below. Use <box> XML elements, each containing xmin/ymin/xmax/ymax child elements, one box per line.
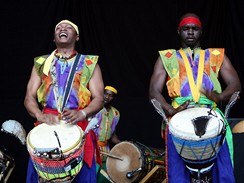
<box><xmin>26</xmin><ymin>121</ymin><xmax>85</xmax><ymax>182</ymax></box>
<box><xmin>169</xmin><ymin>107</ymin><xmax>225</xmax><ymax>182</ymax></box>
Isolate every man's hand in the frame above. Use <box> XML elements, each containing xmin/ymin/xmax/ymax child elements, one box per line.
<box><xmin>167</xmin><ymin>100</ymin><xmax>192</xmax><ymax>116</ymax></box>
<box><xmin>36</xmin><ymin>113</ymin><xmax>59</xmax><ymax>125</ymax></box>
<box><xmin>62</xmin><ymin>109</ymin><xmax>86</xmax><ymax>124</ymax></box>
<box><xmin>200</xmin><ymin>88</ymin><xmax>220</xmax><ymax>103</ymax></box>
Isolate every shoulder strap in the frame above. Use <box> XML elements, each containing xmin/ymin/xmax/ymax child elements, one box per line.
<box><xmin>179</xmin><ymin>49</ymin><xmax>205</xmax><ymax>103</ymax></box>
<box><xmin>61</xmin><ymin>54</ymin><xmax>82</xmax><ymax>112</ymax></box>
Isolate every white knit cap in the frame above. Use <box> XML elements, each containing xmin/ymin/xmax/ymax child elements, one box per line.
<box><xmin>55</xmin><ymin>20</ymin><xmax>79</xmax><ymax>35</ymax></box>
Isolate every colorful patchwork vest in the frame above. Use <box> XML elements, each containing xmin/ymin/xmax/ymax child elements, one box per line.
<box><xmin>94</xmin><ymin>106</ymin><xmax>120</xmax><ymax>161</ymax></box>
<box><xmin>159</xmin><ymin>47</ymin><xmax>223</xmax><ymax>106</ymax></box>
<box><xmin>34</xmin><ymin>53</ymin><xmax>98</xmax><ymax>110</ymax></box>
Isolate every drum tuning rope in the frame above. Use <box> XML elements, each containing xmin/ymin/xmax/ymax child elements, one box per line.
<box><xmin>208</xmin><ymin>108</ymin><xmax>226</xmax><ymax>147</ymax></box>
<box><xmin>207</xmin><ymin>108</ymin><xmax>217</xmax><ymax>118</ymax></box>
<box><xmin>133</xmin><ymin>140</ymin><xmax>165</xmax><ymax>168</ymax></box>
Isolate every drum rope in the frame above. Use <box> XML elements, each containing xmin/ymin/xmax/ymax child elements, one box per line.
<box><xmin>134</xmin><ymin>140</ymin><xmax>165</xmax><ymax>168</ymax></box>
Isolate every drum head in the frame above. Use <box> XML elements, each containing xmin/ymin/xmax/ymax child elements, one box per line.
<box><xmin>27</xmin><ymin>122</ymin><xmax>83</xmax><ymax>155</ymax></box>
<box><xmin>169</xmin><ymin>108</ymin><xmax>224</xmax><ymax>141</ymax></box>
<box><xmin>106</xmin><ymin>141</ymin><xmax>144</xmax><ymax>183</ymax></box>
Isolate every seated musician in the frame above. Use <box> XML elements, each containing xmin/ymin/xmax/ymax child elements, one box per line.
<box><xmin>149</xmin><ymin>13</ymin><xmax>241</xmax><ymax>182</ymax></box>
<box><xmin>94</xmin><ymin>86</ymin><xmax>121</xmax><ymax>182</ymax></box>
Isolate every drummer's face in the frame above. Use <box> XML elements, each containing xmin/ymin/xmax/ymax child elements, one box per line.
<box><xmin>178</xmin><ymin>23</ymin><xmax>202</xmax><ymax>48</ymax></box>
<box><xmin>104</xmin><ymin>90</ymin><xmax>116</xmax><ymax>105</ymax></box>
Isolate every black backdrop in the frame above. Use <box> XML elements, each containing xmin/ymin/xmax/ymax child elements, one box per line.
<box><xmin>0</xmin><ymin>0</ymin><xmax>244</xmax><ymax>182</ymax></box>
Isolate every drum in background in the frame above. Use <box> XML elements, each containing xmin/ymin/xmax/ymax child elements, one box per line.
<box><xmin>0</xmin><ymin>147</ymin><xmax>15</xmax><ymax>183</ymax></box>
<box><xmin>26</xmin><ymin>121</ymin><xmax>84</xmax><ymax>182</ymax></box>
<box><xmin>232</xmin><ymin>120</ymin><xmax>244</xmax><ymax>133</ymax></box>
<box><xmin>106</xmin><ymin>141</ymin><xmax>165</xmax><ymax>183</ymax></box>
<box><xmin>232</xmin><ymin>120</ymin><xmax>244</xmax><ymax>183</ymax></box>
<box><xmin>169</xmin><ymin>107</ymin><xmax>225</xmax><ymax>182</ymax></box>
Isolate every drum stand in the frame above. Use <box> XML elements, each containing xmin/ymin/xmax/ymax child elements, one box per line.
<box><xmin>188</xmin><ymin>170</ymin><xmax>212</xmax><ymax>183</ymax></box>
<box><xmin>186</xmin><ymin>162</ymin><xmax>214</xmax><ymax>183</ymax></box>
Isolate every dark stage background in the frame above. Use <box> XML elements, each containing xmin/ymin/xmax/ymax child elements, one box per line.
<box><xmin>0</xmin><ymin>0</ymin><xmax>244</xmax><ymax>182</ymax></box>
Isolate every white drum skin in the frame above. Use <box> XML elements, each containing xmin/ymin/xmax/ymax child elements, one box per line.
<box><xmin>27</xmin><ymin>121</ymin><xmax>83</xmax><ymax>159</ymax></box>
<box><xmin>169</xmin><ymin>108</ymin><xmax>224</xmax><ymax>141</ymax></box>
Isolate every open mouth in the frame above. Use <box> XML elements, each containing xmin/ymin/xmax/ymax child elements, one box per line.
<box><xmin>59</xmin><ymin>32</ymin><xmax>68</xmax><ymax>38</ymax></box>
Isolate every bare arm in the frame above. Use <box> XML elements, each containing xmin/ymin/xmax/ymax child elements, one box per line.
<box><xmin>201</xmin><ymin>55</ymin><xmax>242</xmax><ymax>103</ymax></box>
<box><xmin>24</xmin><ymin>67</ymin><xmax>41</xmax><ymax>118</ymax></box>
<box><xmin>149</xmin><ymin>57</ymin><xmax>171</xmax><ymax>110</ymax></box>
<box><xmin>149</xmin><ymin>56</ymin><xmax>191</xmax><ymax>116</ymax></box>
<box><xmin>219</xmin><ymin>55</ymin><xmax>241</xmax><ymax>100</ymax></box>
<box><xmin>24</xmin><ymin>66</ymin><xmax>58</xmax><ymax>124</ymax></box>
<box><xmin>110</xmin><ymin>132</ymin><xmax>121</xmax><ymax>144</ymax></box>
<box><xmin>24</xmin><ymin>66</ymin><xmax>42</xmax><ymax>118</ymax></box>
<box><xmin>84</xmin><ymin>64</ymin><xmax>104</xmax><ymax>116</ymax></box>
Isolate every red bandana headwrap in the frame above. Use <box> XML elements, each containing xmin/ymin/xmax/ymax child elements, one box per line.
<box><xmin>179</xmin><ymin>17</ymin><xmax>202</xmax><ymax>28</ymax></box>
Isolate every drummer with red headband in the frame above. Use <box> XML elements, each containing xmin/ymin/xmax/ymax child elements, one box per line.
<box><xmin>149</xmin><ymin>13</ymin><xmax>241</xmax><ymax>182</ymax></box>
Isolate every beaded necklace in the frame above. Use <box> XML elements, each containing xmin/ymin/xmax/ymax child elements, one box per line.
<box><xmin>54</xmin><ymin>50</ymin><xmax>77</xmax><ymax>60</ymax></box>
<box><xmin>54</xmin><ymin>50</ymin><xmax>77</xmax><ymax>73</ymax></box>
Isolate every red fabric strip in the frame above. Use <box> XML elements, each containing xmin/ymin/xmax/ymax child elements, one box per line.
<box><xmin>179</xmin><ymin>17</ymin><xmax>202</xmax><ymax>28</ymax></box>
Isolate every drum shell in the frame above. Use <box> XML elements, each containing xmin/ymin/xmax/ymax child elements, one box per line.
<box><xmin>171</xmin><ymin>133</ymin><xmax>223</xmax><ymax>162</ymax></box>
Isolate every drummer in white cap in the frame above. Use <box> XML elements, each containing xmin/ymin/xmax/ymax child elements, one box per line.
<box><xmin>24</xmin><ymin>19</ymin><xmax>104</xmax><ymax>183</ymax></box>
